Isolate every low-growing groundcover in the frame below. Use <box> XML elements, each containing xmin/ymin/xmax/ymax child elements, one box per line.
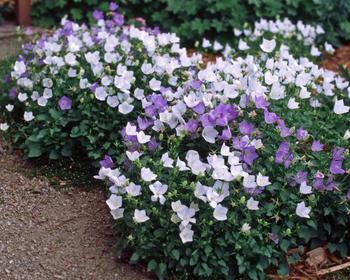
<box><xmin>0</xmin><ymin>6</ymin><xmax>200</xmax><ymax>161</ymax></box>
<box><xmin>95</xmin><ymin>56</ymin><xmax>350</xmax><ymax>279</ymax></box>
<box><xmin>1</xmin><ymin>3</ymin><xmax>350</xmax><ymax>280</ymax></box>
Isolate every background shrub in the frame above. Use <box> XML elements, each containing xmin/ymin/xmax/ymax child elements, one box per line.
<box><xmin>0</xmin><ymin>0</ymin><xmax>13</xmax><ymax>23</ymax></box>
<box><xmin>31</xmin><ymin>0</ymin><xmax>350</xmax><ymax>46</ymax></box>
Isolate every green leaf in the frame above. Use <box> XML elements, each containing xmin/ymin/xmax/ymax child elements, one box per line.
<box><xmin>277</xmin><ymin>263</ymin><xmax>289</xmax><ymax>276</ymax></box>
<box><xmin>147</xmin><ymin>259</ymin><xmax>157</xmax><ymax>271</ymax></box>
<box><xmin>49</xmin><ymin>150</ymin><xmax>59</xmax><ymax>160</ymax></box>
<box><xmin>28</xmin><ymin>143</ymin><xmax>43</xmax><ymax>158</ymax></box>
<box><xmin>130</xmin><ymin>252</ymin><xmax>139</xmax><ymax>264</ymax></box>
<box><xmin>171</xmin><ymin>249</ymin><xmax>180</xmax><ymax>260</ymax></box>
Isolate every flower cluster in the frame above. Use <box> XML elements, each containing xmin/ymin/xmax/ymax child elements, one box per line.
<box><xmin>95</xmin><ymin>16</ymin><xmax>350</xmax><ymax>278</ymax></box>
<box><xmin>201</xmin><ymin>18</ymin><xmax>334</xmax><ymax>60</ymax></box>
<box><xmin>1</xmin><ymin>4</ymin><xmax>201</xmax><ymax>159</ymax></box>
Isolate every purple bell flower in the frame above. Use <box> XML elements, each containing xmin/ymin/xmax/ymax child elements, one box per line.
<box><xmin>239</xmin><ymin>120</ymin><xmax>255</xmax><ymax>135</ymax></box>
<box><xmin>311</xmin><ymin>140</ymin><xmax>324</xmax><ymax>152</ymax></box>
<box><xmin>92</xmin><ymin>10</ymin><xmax>104</xmax><ymax>21</ymax></box>
<box><xmin>263</xmin><ymin>109</ymin><xmax>278</xmax><ymax>124</ymax></box>
<box><xmin>184</xmin><ymin>119</ymin><xmax>199</xmax><ymax>134</ymax></box>
<box><xmin>58</xmin><ymin>96</ymin><xmax>72</xmax><ymax>111</ymax></box>
<box><xmin>242</xmin><ymin>146</ymin><xmax>258</xmax><ymax>166</ymax></box>
<box><xmin>99</xmin><ymin>155</ymin><xmax>114</xmax><ymax>168</ymax></box>
<box><xmin>109</xmin><ymin>2</ymin><xmax>119</xmax><ymax>11</ymax></box>
<box><xmin>254</xmin><ymin>96</ymin><xmax>270</xmax><ymax>109</ymax></box>
<box><xmin>192</xmin><ymin>102</ymin><xmax>205</xmax><ymax>114</ymax></box>
<box><xmin>296</xmin><ymin>128</ymin><xmax>309</xmax><ymax>141</ymax></box>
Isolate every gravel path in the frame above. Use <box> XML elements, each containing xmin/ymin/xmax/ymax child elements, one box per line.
<box><xmin>0</xmin><ymin>139</ymin><xmax>150</xmax><ymax>280</ymax></box>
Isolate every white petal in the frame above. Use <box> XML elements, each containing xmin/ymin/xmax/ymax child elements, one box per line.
<box><xmin>106</xmin><ymin>194</ymin><xmax>122</xmax><ymax>210</ymax></box>
<box><xmin>213</xmin><ymin>205</ymin><xmax>228</xmax><ymax>221</ymax></box>
<box><xmin>256</xmin><ymin>173</ymin><xmax>271</xmax><ymax>187</ymax></box>
<box><xmin>125</xmin><ymin>122</ymin><xmax>137</xmax><ymax>136</ymax></box>
<box><xmin>126</xmin><ymin>150</ymin><xmax>142</xmax><ymax>161</ymax></box>
<box><xmin>24</xmin><ymin>111</ymin><xmax>34</xmax><ymax>122</ymax></box>
<box><xmin>296</xmin><ymin>201</ymin><xmax>311</xmax><ymax>218</ymax></box>
<box><xmin>110</xmin><ymin>208</ymin><xmax>124</xmax><ymax>220</ymax></box>
<box><xmin>133</xmin><ymin>209</ymin><xmax>150</xmax><ymax>223</ymax></box>
<box><xmin>260</xmin><ymin>38</ymin><xmax>276</xmax><ymax>53</ymax></box>
<box><xmin>202</xmin><ymin>127</ymin><xmax>218</xmax><ymax>143</ymax></box>
<box><xmin>299</xmin><ymin>182</ymin><xmax>312</xmax><ymax>194</ymax></box>
<box><xmin>247</xmin><ymin>197</ymin><xmax>259</xmax><ymax>210</ymax></box>
<box><xmin>179</xmin><ymin>227</ymin><xmax>194</xmax><ymax>243</ymax></box>
<box><xmin>334</xmin><ymin>99</ymin><xmax>349</xmax><ymax>115</ymax></box>
<box><xmin>287</xmin><ymin>98</ymin><xmax>299</xmax><ymax>110</ymax></box>
<box><xmin>136</xmin><ymin>131</ymin><xmax>151</xmax><ymax>144</ymax></box>
<box><xmin>95</xmin><ymin>87</ymin><xmax>107</xmax><ymax>101</ymax></box>
<box><xmin>119</xmin><ymin>102</ymin><xmax>134</xmax><ymax>114</ymax></box>
<box><xmin>0</xmin><ymin>123</ymin><xmax>9</xmax><ymax>131</ymax></box>
<box><xmin>141</xmin><ymin>167</ymin><xmax>157</xmax><ymax>182</ymax></box>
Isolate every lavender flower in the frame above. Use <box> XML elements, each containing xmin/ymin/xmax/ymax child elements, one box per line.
<box><xmin>311</xmin><ymin>140</ymin><xmax>324</xmax><ymax>152</ymax></box>
<box><xmin>109</xmin><ymin>2</ymin><xmax>119</xmax><ymax>11</ymax></box>
<box><xmin>254</xmin><ymin>96</ymin><xmax>270</xmax><ymax>109</ymax></box>
<box><xmin>275</xmin><ymin>141</ymin><xmax>294</xmax><ymax>168</ymax></box>
<box><xmin>113</xmin><ymin>13</ymin><xmax>124</xmax><ymax>26</ymax></box>
<box><xmin>296</xmin><ymin>128</ymin><xmax>309</xmax><ymax>141</ymax></box>
<box><xmin>99</xmin><ymin>155</ymin><xmax>114</xmax><ymax>168</ymax></box>
<box><xmin>192</xmin><ymin>102</ymin><xmax>205</xmax><ymax>114</ymax></box>
<box><xmin>137</xmin><ymin>117</ymin><xmax>154</xmax><ymax>130</ymax></box>
<box><xmin>184</xmin><ymin>119</ymin><xmax>199</xmax><ymax>134</ymax></box>
<box><xmin>268</xmin><ymin>233</ymin><xmax>279</xmax><ymax>244</ymax></box>
<box><xmin>239</xmin><ymin>120</ymin><xmax>255</xmax><ymax>135</ymax></box>
<box><xmin>191</xmin><ymin>80</ymin><xmax>202</xmax><ymax>90</ymax></box>
<box><xmin>242</xmin><ymin>146</ymin><xmax>259</xmax><ymax>166</ymax></box>
<box><xmin>263</xmin><ymin>109</ymin><xmax>278</xmax><ymax>124</ymax></box>
<box><xmin>93</xmin><ymin>10</ymin><xmax>104</xmax><ymax>21</ymax></box>
<box><xmin>58</xmin><ymin>96</ymin><xmax>72</xmax><ymax>110</ymax></box>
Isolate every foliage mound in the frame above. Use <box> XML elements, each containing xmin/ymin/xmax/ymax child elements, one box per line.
<box><xmin>31</xmin><ymin>0</ymin><xmax>350</xmax><ymax>45</ymax></box>
<box><xmin>0</xmin><ymin>7</ymin><xmax>200</xmax><ymax>160</ymax></box>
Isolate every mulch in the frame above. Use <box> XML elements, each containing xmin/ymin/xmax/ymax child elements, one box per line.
<box><xmin>323</xmin><ymin>45</ymin><xmax>350</xmax><ymax>73</ymax></box>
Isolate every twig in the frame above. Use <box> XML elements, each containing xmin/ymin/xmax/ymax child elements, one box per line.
<box><xmin>294</xmin><ymin>266</ymin><xmax>317</xmax><ymax>280</ymax></box>
<box><xmin>317</xmin><ymin>260</ymin><xmax>350</xmax><ymax>275</ymax></box>
<box><xmin>267</xmin><ymin>275</ymin><xmax>308</xmax><ymax>280</ymax></box>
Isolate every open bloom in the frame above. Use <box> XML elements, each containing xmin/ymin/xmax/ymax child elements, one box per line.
<box><xmin>24</xmin><ymin>111</ymin><xmax>34</xmax><ymax>122</ymax></box>
<box><xmin>260</xmin><ymin>38</ymin><xmax>276</xmax><ymax>53</ymax></box>
<box><xmin>177</xmin><ymin>205</ymin><xmax>196</xmax><ymax>226</ymax></box>
<box><xmin>213</xmin><ymin>204</ymin><xmax>228</xmax><ymax>221</ymax></box>
<box><xmin>0</xmin><ymin>123</ymin><xmax>9</xmax><ymax>131</ymax></box>
<box><xmin>133</xmin><ymin>209</ymin><xmax>150</xmax><ymax>223</ymax></box>
<box><xmin>334</xmin><ymin>99</ymin><xmax>349</xmax><ymax>115</ymax></box>
<box><xmin>58</xmin><ymin>96</ymin><xmax>72</xmax><ymax>110</ymax></box>
<box><xmin>149</xmin><ymin>181</ymin><xmax>168</xmax><ymax>204</ymax></box>
<box><xmin>141</xmin><ymin>167</ymin><xmax>157</xmax><ymax>182</ymax></box>
<box><xmin>179</xmin><ymin>226</ymin><xmax>194</xmax><ymax>243</ymax></box>
<box><xmin>247</xmin><ymin>197</ymin><xmax>259</xmax><ymax>210</ymax></box>
<box><xmin>296</xmin><ymin>201</ymin><xmax>311</xmax><ymax>218</ymax></box>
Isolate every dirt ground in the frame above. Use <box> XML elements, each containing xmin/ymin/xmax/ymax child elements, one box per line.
<box><xmin>0</xmin><ymin>139</ymin><xmax>150</xmax><ymax>280</ymax></box>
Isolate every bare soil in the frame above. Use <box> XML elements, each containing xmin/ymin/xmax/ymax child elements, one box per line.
<box><xmin>0</xmin><ymin>139</ymin><xmax>150</xmax><ymax>280</ymax></box>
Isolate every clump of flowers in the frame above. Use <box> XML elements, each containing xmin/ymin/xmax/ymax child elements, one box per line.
<box><xmin>0</xmin><ymin>4</ymin><xmax>201</xmax><ymax>159</ymax></box>
<box><xmin>96</xmin><ymin>35</ymin><xmax>350</xmax><ymax>278</ymax></box>
<box><xmin>200</xmin><ymin>18</ymin><xmax>334</xmax><ymax>61</ymax></box>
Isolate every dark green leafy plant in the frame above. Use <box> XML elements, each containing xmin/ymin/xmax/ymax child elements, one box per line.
<box><xmin>31</xmin><ymin>0</ymin><xmax>350</xmax><ymax>46</ymax></box>
<box><xmin>0</xmin><ymin>0</ymin><xmax>13</xmax><ymax>24</ymax></box>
